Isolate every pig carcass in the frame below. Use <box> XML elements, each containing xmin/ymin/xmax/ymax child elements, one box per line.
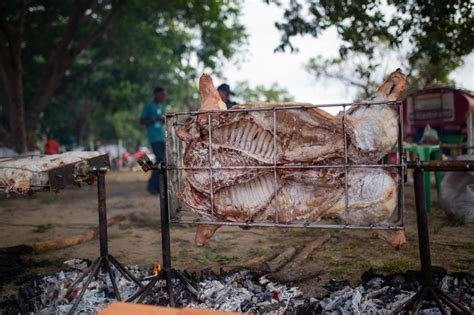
<box><xmin>176</xmin><ymin>70</ymin><xmax>407</xmax><ymax>249</ymax></box>
<box><xmin>0</xmin><ymin>152</ymin><xmax>100</xmax><ymax>193</ymax></box>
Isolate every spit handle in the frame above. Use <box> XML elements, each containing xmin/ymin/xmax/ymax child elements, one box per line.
<box><xmin>137</xmin><ymin>154</ymin><xmax>153</xmax><ymax>172</ymax></box>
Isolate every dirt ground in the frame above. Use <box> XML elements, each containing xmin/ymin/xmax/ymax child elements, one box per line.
<box><xmin>1</xmin><ymin>171</ymin><xmax>473</xmax><ymax>297</ymax></box>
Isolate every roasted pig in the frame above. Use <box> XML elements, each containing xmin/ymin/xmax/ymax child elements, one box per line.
<box><xmin>176</xmin><ymin>70</ymin><xmax>407</xmax><ymax>249</ymax></box>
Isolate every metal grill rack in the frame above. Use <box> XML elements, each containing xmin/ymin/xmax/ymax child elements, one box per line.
<box><xmin>135</xmin><ymin>101</ymin><xmax>473</xmax><ymax>313</ymax></box>
<box><xmin>0</xmin><ymin>154</ymin><xmax>144</xmax><ymax>314</ymax></box>
<box><xmin>164</xmin><ymin>101</ymin><xmax>405</xmax><ymax>231</ymax></box>
<box><xmin>0</xmin><ymin>154</ymin><xmax>109</xmax><ymax>192</ymax></box>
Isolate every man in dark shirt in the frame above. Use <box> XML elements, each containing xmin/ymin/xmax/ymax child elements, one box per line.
<box><xmin>217</xmin><ymin>83</ymin><xmax>237</xmax><ymax>109</ymax></box>
<box><xmin>140</xmin><ymin>86</ymin><xmax>167</xmax><ymax>194</ymax></box>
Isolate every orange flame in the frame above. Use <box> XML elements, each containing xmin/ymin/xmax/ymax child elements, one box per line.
<box><xmin>151</xmin><ymin>262</ymin><xmax>161</xmax><ymax>276</ymax></box>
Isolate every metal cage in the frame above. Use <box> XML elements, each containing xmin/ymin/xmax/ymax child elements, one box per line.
<box><xmin>164</xmin><ymin>101</ymin><xmax>405</xmax><ymax>231</ymax></box>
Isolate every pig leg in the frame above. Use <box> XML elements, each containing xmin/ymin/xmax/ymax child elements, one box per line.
<box><xmin>374</xmin><ymin>230</ymin><xmax>406</xmax><ymax>250</ymax></box>
<box><xmin>195</xmin><ymin>224</ymin><xmax>222</xmax><ymax>246</ymax></box>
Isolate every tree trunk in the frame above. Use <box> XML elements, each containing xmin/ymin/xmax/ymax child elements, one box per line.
<box><xmin>8</xmin><ymin>70</ymin><xmax>27</xmax><ymax>153</ymax></box>
<box><xmin>0</xmin><ymin>73</ymin><xmax>11</xmax><ymax>147</ymax></box>
<box><xmin>0</xmin><ymin>41</ymin><xmax>28</xmax><ymax>153</ymax></box>
<box><xmin>1</xmin><ymin>1</ymin><xmax>119</xmax><ymax>152</ymax></box>
<box><xmin>77</xmin><ymin>115</ymin><xmax>90</xmax><ymax>146</ymax></box>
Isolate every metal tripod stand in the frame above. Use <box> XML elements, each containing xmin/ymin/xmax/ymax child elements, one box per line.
<box><xmin>65</xmin><ymin>169</ymin><xmax>143</xmax><ymax>314</ymax></box>
<box><xmin>127</xmin><ymin>161</ymin><xmax>197</xmax><ymax>305</ymax></box>
<box><xmin>392</xmin><ymin>160</ymin><xmax>473</xmax><ymax>314</ymax></box>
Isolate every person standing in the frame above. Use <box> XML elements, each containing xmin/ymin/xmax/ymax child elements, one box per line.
<box><xmin>140</xmin><ymin>86</ymin><xmax>167</xmax><ymax>194</ymax></box>
<box><xmin>217</xmin><ymin>83</ymin><xmax>237</xmax><ymax>109</ymax></box>
<box><xmin>44</xmin><ymin>135</ymin><xmax>60</xmax><ymax>155</ymax></box>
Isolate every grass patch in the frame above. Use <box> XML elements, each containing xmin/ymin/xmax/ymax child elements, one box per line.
<box><xmin>286</xmin><ymin>229</ymin><xmax>316</xmax><ymax>237</ymax></box>
<box><xmin>171</xmin><ymin>223</ymin><xmax>187</xmax><ymax>229</ymax></box>
<box><xmin>195</xmin><ymin>250</ymin><xmax>237</xmax><ymax>265</ymax></box>
<box><xmin>247</xmin><ymin>247</ymin><xmax>266</xmax><ymax>257</ymax></box>
<box><xmin>129</xmin><ymin>213</ymin><xmax>160</xmax><ymax>229</ymax></box>
<box><xmin>32</xmin><ymin>223</ymin><xmax>53</xmax><ymax>233</ymax></box>
<box><xmin>332</xmin><ymin>264</ymin><xmax>350</xmax><ymax>278</ymax></box>
<box><xmin>38</xmin><ymin>194</ymin><xmax>59</xmax><ymax>205</ymax></box>
<box><xmin>432</xmin><ymin>223</ymin><xmax>443</xmax><ymax>234</ymax></box>
<box><xmin>118</xmin><ymin>224</ymin><xmax>131</xmax><ymax>230</ymax></box>
<box><xmin>447</xmin><ymin>215</ymin><xmax>467</xmax><ymax>226</ymax></box>
<box><xmin>348</xmin><ymin>242</ymin><xmax>362</xmax><ymax>251</ymax></box>
<box><xmin>379</xmin><ymin>257</ymin><xmax>412</xmax><ymax>273</ymax></box>
<box><xmin>464</xmin><ymin>241</ymin><xmax>474</xmax><ymax>250</ymax></box>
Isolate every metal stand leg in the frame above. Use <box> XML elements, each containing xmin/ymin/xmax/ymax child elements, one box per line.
<box><xmin>65</xmin><ymin>171</ymin><xmax>143</xmax><ymax>314</ymax></box>
<box><xmin>391</xmin><ymin>168</ymin><xmax>470</xmax><ymax>314</ymax></box>
<box><xmin>128</xmin><ymin>162</ymin><xmax>197</xmax><ymax>306</ymax></box>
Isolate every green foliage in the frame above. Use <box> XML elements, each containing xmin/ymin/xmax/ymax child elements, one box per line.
<box><xmin>32</xmin><ymin>224</ymin><xmax>54</xmax><ymax>233</ymax></box>
<box><xmin>2</xmin><ymin>0</ymin><xmax>247</xmax><ymax>149</ymax></box>
<box><xmin>195</xmin><ymin>250</ymin><xmax>237</xmax><ymax>264</ymax></box>
<box><xmin>233</xmin><ymin>81</ymin><xmax>294</xmax><ymax>103</ymax></box>
<box><xmin>306</xmin><ymin>51</ymin><xmax>383</xmax><ymax>99</ymax></box>
<box><xmin>118</xmin><ymin>224</ymin><xmax>131</xmax><ymax>231</ymax></box>
<box><xmin>270</xmin><ymin>0</ymin><xmax>473</xmax><ymax>93</ymax></box>
<box><xmin>380</xmin><ymin>257</ymin><xmax>412</xmax><ymax>273</ymax></box>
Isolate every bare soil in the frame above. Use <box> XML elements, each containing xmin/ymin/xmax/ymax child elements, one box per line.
<box><xmin>1</xmin><ymin>171</ymin><xmax>473</xmax><ymax>297</ymax></box>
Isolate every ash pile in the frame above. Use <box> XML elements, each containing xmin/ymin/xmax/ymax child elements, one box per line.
<box><xmin>0</xmin><ymin>259</ymin><xmax>304</xmax><ymax>314</ymax></box>
<box><xmin>1</xmin><ymin>259</ymin><xmax>473</xmax><ymax>314</ymax></box>
<box><xmin>299</xmin><ymin>268</ymin><xmax>473</xmax><ymax>314</ymax></box>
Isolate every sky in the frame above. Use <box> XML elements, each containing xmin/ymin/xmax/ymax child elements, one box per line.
<box><xmin>219</xmin><ymin>0</ymin><xmax>474</xmax><ymax>113</ymax></box>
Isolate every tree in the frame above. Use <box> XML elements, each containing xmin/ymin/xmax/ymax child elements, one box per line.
<box><xmin>0</xmin><ymin>0</ymin><xmax>246</xmax><ymax>152</ymax></box>
<box><xmin>233</xmin><ymin>81</ymin><xmax>294</xmax><ymax>103</ymax></box>
<box><xmin>1</xmin><ymin>1</ymin><xmax>121</xmax><ymax>152</ymax></box>
<box><xmin>269</xmin><ymin>0</ymin><xmax>473</xmax><ymax>95</ymax></box>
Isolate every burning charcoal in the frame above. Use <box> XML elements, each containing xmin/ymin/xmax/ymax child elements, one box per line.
<box><xmin>295</xmin><ymin>298</ymin><xmax>319</xmax><ymax>314</ymax></box>
<box><xmin>243</xmin><ymin>279</ymin><xmax>254</xmax><ymax>291</ymax></box>
<box><xmin>391</xmin><ymin>274</ymin><xmax>405</xmax><ymax>286</ymax></box>
<box><xmin>371</xmin><ymin>298</ymin><xmax>384</xmax><ymax>306</ymax></box>
<box><xmin>280</xmin><ymin>287</ymin><xmax>303</xmax><ymax>300</ymax></box>
<box><xmin>63</xmin><ymin>258</ymin><xmax>91</xmax><ymax>271</ymax></box>
<box><xmin>361</xmin><ymin>269</ymin><xmax>382</xmax><ymax>282</ymax></box>
<box><xmin>421</xmin><ymin>308</ymin><xmax>444</xmax><ymax>315</ymax></box>
<box><xmin>259</xmin><ymin>276</ymin><xmax>270</xmax><ymax>286</ymax></box>
<box><xmin>366</xmin><ymin>286</ymin><xmax>389</xmax><ymax>299</ymax></box>
<box><xmin>339</xmin><ymin>306</ymin><xmax>353</xmax><ymax>315</ymax></box>
<box><xmin>240</xmin><ymin>299</ymin><xmax>252</xmax><ymax>312</ymax></box>
<box><xmin>324</xmin><ymin>279</ymin><xmax>351</xmax><ymax>293</ymax></box>
<box><xmin>351</xmin><ymin>286</ymin><xmax>363</xmax><ymax>312</ymax></box>
<box><xmin>9</xmin><ymin>262</ymin><xmax>472</xmax><ymax>314</ymax></box>
<box><xmin>366</xmin><ymin>277</ymin><xmax>385</xmax><ymax>289</ymax></box>
<box><xmin>360</xmin><ymin>299</ymin><xmax>381</xmax><ymax>313</ymax></box>
<box><xmin>389</xmin><ymin>292</ymin><xmax>416</xmax><ymax>311</ymax></box>
<box><xmin>320</xmin><ymin>287</ymin><xmax>353</xmax><ymax>311</ymax></box>
<box><xmin>257</xmin><ymin>291</ymin><xmax>272</xmax><ymax>303</ymax></box>
<box><xmin>252</xmin><ymin>284</ymin><xmax>263</xmax><ymax>294</ymax></box>
<box><xmin>201</xmin><ymin>268</ymin><xmax>219</xmax><ymax>281</ymax></box>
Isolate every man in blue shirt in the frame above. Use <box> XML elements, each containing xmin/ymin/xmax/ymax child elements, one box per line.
<box><xmin>140</xmin><ymin>86</ymin><xmax>167</xmax><ymax>194</ymax></box>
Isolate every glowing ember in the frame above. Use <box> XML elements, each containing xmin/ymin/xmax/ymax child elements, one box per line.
<box><xmin>151</xmin><ymin>262</ymin><xmax>161</xmax><ymax>276</ymax></box>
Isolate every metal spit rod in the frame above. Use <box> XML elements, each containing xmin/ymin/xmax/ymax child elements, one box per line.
<box><xmin>407</xmin><ymin>160</ymin><xmax>473</xmax><ymax>171</ymax></box>
<box><xmin>342</xmin><ymin>105</ymin><xmax>349</xmax><ymax>215</ymax></box>
<box><xmin>172</xmin><ymin>219</ymin><xmax>404</xmax><ymax>230</ymax></box>
<box><xmin>166</xmin><ymin>164</ymin><xmax>404</xmax><ymax>170</ymax></box>
<box><xmin>166</xmin><ymin>100</ymin><xmax>401</xmax><ymax>116</ymax></box>
<box><xmin>272</xmin><ymin>107</ymin><xmax>279</xmax><ymax>224</ymax></box>
<box><xmin>398</xmin><ymin>103</ymin><xmax>405</xmax><ymax>226</ymax></box>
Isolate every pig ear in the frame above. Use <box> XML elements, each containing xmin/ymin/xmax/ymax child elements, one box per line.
<box><xmin>376</xmin><ymin>68</ymin><xmax>407</xmax><ymax>101</ymax></box>
<box><xmin>199</xmin><ymin>74</ymin><xmax>227</xmax><ymax>111</ymax></box>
